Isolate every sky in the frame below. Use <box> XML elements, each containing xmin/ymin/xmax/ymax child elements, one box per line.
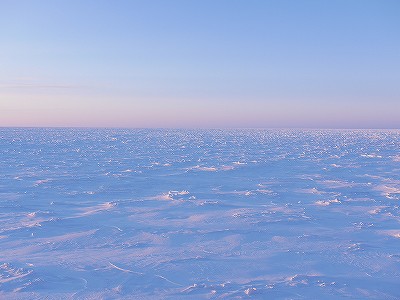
<box><xmin>1</xmin><ymin>0</ymin><xmax>399</xmax><ymax>128</ymax></box>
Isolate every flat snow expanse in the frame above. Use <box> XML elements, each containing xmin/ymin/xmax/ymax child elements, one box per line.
<box><xmin>1</xmin><ymin>128</ymin><xmax>399</xmax><ymax>299</ymax></box>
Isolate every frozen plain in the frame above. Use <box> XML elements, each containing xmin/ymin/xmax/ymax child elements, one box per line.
<box><xmin>0</xmin><ymin>128</ymin><xmax>399</xmax><ymax>299</ymax></box>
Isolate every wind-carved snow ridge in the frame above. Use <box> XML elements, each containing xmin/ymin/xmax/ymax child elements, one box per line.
<box><xmin>375</xmin><ymin>185</ymin><xmax>400</xmax><ymax>199</ymax></box>
<box><xmin>77</xmin><ymin>202</ymin><xmax>116</xmax><ymax>216</ymax></box>
<box><xmin>315</xmin><ymin>199</ymin><xmax>341</xmax><ymax>206</ymax></box>
<box><xmin>1</xmin><ymin>128</ymin><xmax>400</xmax><ymax>299</ymax></box>
<box><xmin>187</xmin><ymin>164</ymin><xmax>237</xmax><ymax>172</ymax></box>
<box><xmin>149</xmin><ymin>190</ymin><xmax>192</xmax><ymax>201</ymax></box>
<box><xmin>0</xmin><ymin>263</ymin><xmax>33</xmax><ymax>285</ymax></box>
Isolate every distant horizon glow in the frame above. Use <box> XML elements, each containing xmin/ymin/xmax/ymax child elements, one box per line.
<box><xmin>1</xmin><ymin>1</ymin><xmax>399</xmax><ymax>129</ymax></box>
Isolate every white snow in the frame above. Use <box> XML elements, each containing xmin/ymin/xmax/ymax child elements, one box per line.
<box><xmin>0</xmin><ymin>128</ymin><xmax>400</xmax><ymax>299</ymax></box>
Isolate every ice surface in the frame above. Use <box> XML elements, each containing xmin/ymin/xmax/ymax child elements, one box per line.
<box><xmin>0</xmin><ymin>128</ymin><xmax>400</xmax><ymax>299</ymax></box>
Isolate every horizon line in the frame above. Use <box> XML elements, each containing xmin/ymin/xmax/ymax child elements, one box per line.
<box><xmin>1</xmin><ymin>126</ymin><xmax>399</xmax><ymax>131</ymax></box>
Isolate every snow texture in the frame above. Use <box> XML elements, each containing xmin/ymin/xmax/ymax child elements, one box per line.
<box><xmin>0</xmin><ymin>128</ymin><xmax>399</xmax><ymax>299</ymax></box>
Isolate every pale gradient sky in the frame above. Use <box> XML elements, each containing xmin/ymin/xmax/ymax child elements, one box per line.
<box><xmin>1</xmin><ymin>0</ymin><xmax>399</xmax><ymax>128</ymax></box>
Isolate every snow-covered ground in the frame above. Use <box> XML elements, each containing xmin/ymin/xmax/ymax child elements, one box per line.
<box><xmin>1</xmin><ymin>128</ymin><xmax>399</xmax><ymax>299</ymax></box>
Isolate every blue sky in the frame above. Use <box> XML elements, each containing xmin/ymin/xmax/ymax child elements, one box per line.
<box><xmin>1</xmin><ymin>0</ymin><xmax>399</xmax><ymax>128</ymax></box>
